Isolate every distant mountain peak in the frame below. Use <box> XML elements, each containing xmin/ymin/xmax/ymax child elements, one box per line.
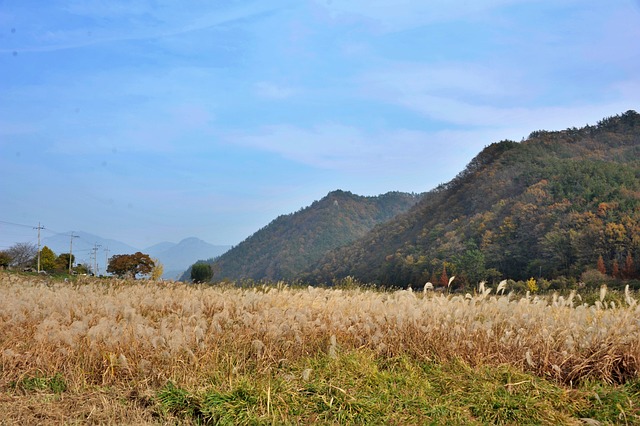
<box><xmin>178</xmin><ymin>237</ymin><xmax>207</xmax><ymax>244</ymax></box>
<box><xmin>196</xmin><ymin>190</ymin><xmax>423</xmax><ymax>282</ymax></box>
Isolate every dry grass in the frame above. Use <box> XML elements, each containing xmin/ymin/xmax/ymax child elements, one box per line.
<box><xmin>0</xmin><ymin>389</ymin><xmax>160</xmax><ymax>425</ymax></box>
<box><xmin>1</xmin><ymin>272</ymin><xmax>639</xmax><ymax>423</ymax></box>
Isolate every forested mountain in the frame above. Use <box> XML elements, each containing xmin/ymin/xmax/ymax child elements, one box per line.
<box><xmin>202</xmin><ymin>190</ymin><xmax>422</xmax><ymax>281</ymax></box>
<box><xmin>306</xmin><ymin>111</ymin><xmax>640</xmax><ymax>288</ymax></box>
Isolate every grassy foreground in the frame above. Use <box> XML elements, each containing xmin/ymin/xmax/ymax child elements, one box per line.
<box><xmin>1</xmin><ymin>272</ymin><xmax>639</xmax><ymax>424</ymax></box>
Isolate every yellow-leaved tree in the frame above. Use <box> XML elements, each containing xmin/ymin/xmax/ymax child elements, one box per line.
<box><xmin>40</xmin><ymin>246</ymin><xmax>57</xmax><ymax>272</ymax></box>
<box><xmin>526</xmin><ymin>277</ymin><xmax>538</xmax><ymax>293</ymax></box>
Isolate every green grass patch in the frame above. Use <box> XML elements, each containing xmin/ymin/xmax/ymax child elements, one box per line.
<box><xmin>573</xmin><ymin>378</ymin><xmax>640</xmax><ymax>424</ymax></box>
<box><xmin>154</xmin><ymin>350</ymin><xmax>640</xmax><ymax>425</ymax></box>
<box><xmin>11</xmin><ymin>372</ymin><xmax>67</xmax><ymax>394</ymax></box>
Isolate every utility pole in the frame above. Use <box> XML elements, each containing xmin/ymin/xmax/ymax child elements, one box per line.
<box><xmin>69</xmin><ymin>232</ymin><xmax>79</xmax><ymax>274</ymax></box>
<box><xmin>104</xmin><ymin>247</ymin><xmax>110</xmax><ymax>275</ymax></box>
<box><xmin>34</xmin><ymin>222</ymin><xmax>44</xmax><ymax>273</ymax></box>
<box><xmin>91</xmin><ymin>243</ymin><xmax>101</xmax><ymax>276</ymax></box>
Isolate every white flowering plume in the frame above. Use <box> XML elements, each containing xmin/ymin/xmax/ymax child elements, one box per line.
<box><xmin>1</xmin><ymin>275</ymin><xmax>639</xmax><ymax>386</ymax></box>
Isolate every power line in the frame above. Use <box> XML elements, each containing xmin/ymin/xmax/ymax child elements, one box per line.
<box><xmin>0</xmin><ymin>220</ymin><xmax>38</xmax><ymax>249</ymax></box>
<box><xmin>0</xmin><ymin>218</ymin><xmax>85</xmax><ymax>237</ymax></box>
<box><xmin>0</xmin><ymin>219</ymin><xmax>34</xmax><ymax>228</ymax></box>
<box><xmin>0</xmin><ymin>219</ymin><xmax>69</xmax><ymax>250</ymax></box>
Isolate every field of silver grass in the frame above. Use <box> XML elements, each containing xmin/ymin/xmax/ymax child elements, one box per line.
<box><xmin>1</xmin><ymin>273</ymin><xmax>639</xmax><ymax>388</ymax></box>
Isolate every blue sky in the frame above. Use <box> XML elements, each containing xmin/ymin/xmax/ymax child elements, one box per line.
<box><xmin>1</xmin><ymin>0</ymin><xmax>639</xmax><ymax>250</ymax></box>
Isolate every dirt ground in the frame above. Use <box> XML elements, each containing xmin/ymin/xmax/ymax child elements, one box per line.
<box><xmin>0</xmin><ymin>388</ymin><xmax>175</xmax><ymax>425</ymax></box>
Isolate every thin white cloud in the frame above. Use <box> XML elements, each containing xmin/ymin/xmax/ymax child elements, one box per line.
<box><xmin>312</xmin><ymin>0</ymin><xmax>553</xmax><ymax>31</ymax></box>
<box><xmin>366</xmin><ymin>76</ymin><xmax>640</xmax><ymax>132</ymax></box>
<box><xmin>2</xmin><ymin>63</ymin><xmax>222</xmax><ymax>156</ymax></box>
<box><xmin>581</xmin><ymin>6</ymin><xmax>640</xmax><ymax>66</ymax></box>
<box><xmin>169</xmin><ymin>103</ymin><xmax>215</xmax><ymax>128</ymax></box>
<box><xmin>359</xmin><ymin>52</ymin><xmax>640</xmax><ymax>132</ymax></box>
<box><xmin>63</xmin><ymin>0</ymin><xmax>155</xmax><ymax>17</ymax></box>
<box><xmin>255</xmin><ymin>82</ymin><xmax>297</xmax><ymax>99</ymax></box>
<box><xmin>226</xmin><ymin>123</ymin><xmax>367</xmax><ymax>169</ymax></box>
<box><xmin>224</xmin><ymin>123</ymin><xmax>494</xmax><ymax>174</ymax></box>
<box><xmin>363</xmin><ymin>62</ymin><xmax>524</xmax><ymax>100</ymax></box>
<box><xmin>2</xmin><ymin>1</ymin><xmax>280</xmax><ymax>53</ymax></box>
<box><xmin>366</xmin><ymin>61</ymin><xmax>638</xmax><ymax>134</ymax></box>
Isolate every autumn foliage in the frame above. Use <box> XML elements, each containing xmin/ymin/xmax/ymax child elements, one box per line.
<box><xmin>106</xmin><ymin>252</ymin><xmax>155</xmax><ymax>279</ymax></box>
<box><xmin>308</xmin><ymin>111</ymin><xmax>640</xmax><ymax>287</ymax></box>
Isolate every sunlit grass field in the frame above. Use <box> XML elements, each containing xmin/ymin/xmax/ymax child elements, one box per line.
<box><xmin>1</xmin><ymin>272</ymin><xmax>639</xmax><ymax>424</ymax></box>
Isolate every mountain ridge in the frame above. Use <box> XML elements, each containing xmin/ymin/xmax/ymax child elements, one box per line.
<box><xmin>195</xmin><ymin>190</ymin><xmax>423</xmax><ymax>282</ymax></box>
<box><xmin>305</xmin><ymin>110</ymin><xmax>640</xmax><ymax>287</ymax></box>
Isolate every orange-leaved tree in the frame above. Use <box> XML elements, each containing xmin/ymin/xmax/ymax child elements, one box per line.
<box><xmin>107</xmin><ymin>252</ymin><xmax>155</xmax><ymax>279</ymax></box>
<box><xmin>597</xmin><ymin>254</ymin><xmax>607</xmax><ymax>275</ymax></box>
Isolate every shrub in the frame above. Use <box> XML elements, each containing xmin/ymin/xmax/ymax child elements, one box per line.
<box><xmin>580</xmin><ymin>269</ymin><xmax>611</xmax><ymax>288</ymax></box>
<box><xmin>190</xmin><ymin>262</ymin><xmax>213</xmax><ymax>283</ymax></box>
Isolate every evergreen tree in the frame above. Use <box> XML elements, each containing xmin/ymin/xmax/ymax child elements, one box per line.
<box><xmin>0</xmin><ymin>251</ymin><xmax>10</xmax><ymax>269</ymax></box>
<box><xmin>40</xmin><ymin>246</ymin><xmax>57</xmax><ymax>272</ymax></box>
<box><xmin>55</xmin><ymin>253</ymin><xmax>75</xmax><ymax>273</ymax></box>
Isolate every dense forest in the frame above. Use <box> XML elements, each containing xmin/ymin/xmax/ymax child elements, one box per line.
<box><xmin>191</xmin><ymin>191</ymin><xmax>422</xmax><ymax>281</ymax></box>
<box><xmin>305</xmin><ymin>111</ymin><xmax>640</xmax><ymax>289</ymax></box>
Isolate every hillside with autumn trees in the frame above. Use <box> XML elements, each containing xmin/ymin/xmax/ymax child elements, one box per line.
<box><xmin>305</xmin><ymin>110</ymin><xmax>640</xmax><ymax>289</ymax></box>
<box><xmin>190</xmin><ymin>190</ymin><xmax>422</xmax><ymax>281</ymax></box>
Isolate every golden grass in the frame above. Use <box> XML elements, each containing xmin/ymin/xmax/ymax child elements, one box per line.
<box><xmin>0</xmin><ymin>272</ymin><xmax>640</xmax><ymax>425</ymax></box>
<box><xmin>1</xmin><ymin>272</ymin><xmax>639</xmax><ymax>423</ymax></box>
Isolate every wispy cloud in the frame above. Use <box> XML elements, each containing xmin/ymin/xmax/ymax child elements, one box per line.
<box><xmin>255</xmin><ymin>81</ymin><xmax>298</xmax><ymax>99</ymax></box>
<box><xmin>2</xmin><ymin>0</ymin><xmax>281</xmax><ymax>53</ymax></box>
<box><xmin>312</xmin><ymin>0</ymin><xmax>547</xmax><ymax>31</ymax></box>
<box><xmin>362</xmin><ymin>62</ymin><xmax>524</xmax><ymax>101</ymax></box>
<box><xmin>2</xmin><ymin>63</ymin><xmax>221</xmax><ymax>155</ymax></box>
<box><xmin>63</xmin><ymin>0</ymin><xmax>157</xmax><ymax>18</ymax></box>
<box><xmin>223</xmin><ymin>123</ymin><xmax>494</xmax><ymax>175</ymax></box>
<box><xmin>360</xmin><ymin>56</ymin><xmax>640</xmax><ymax>133</ymax></box>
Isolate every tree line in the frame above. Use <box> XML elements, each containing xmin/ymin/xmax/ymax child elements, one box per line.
<box><xmin>0</xmin><ymin>242</ymin><xmax>163</xmax><ymax>280</ymax></box>
<box><xmin>0</xmin><ymin>242</ymin><xmax>89</xmax><ymax>274</ymax></box>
